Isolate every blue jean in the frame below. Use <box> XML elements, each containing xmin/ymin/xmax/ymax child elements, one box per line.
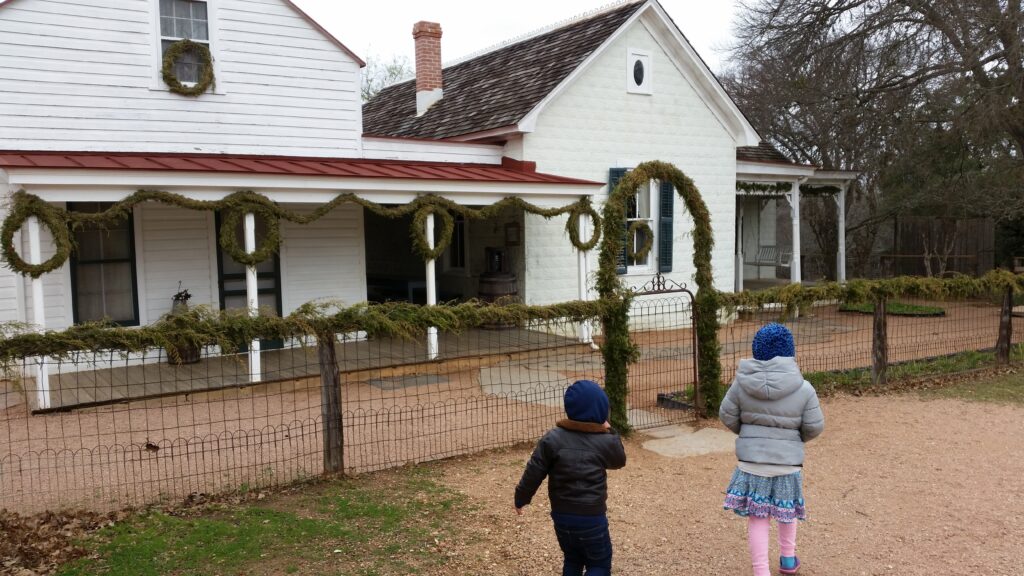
<box><xmin>552</xmin><ymin>517</ymin><xmax>612</xmax><ymax>576</ymax></box>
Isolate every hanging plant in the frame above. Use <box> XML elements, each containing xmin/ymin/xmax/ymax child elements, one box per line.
<box><xmin>162</xmin><ymin>39</ymin><xmax>215</xmax><ymax>97</ymax></box>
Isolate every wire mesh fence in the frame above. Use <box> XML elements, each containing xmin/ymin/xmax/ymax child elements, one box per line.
<box><xmin>1</xmin><ymin>289</ymin><xmax>1018</xmax><ymax>514</ymax></box>
<box><xmin>720</xmin><ymin>297</ymin><xmax>1024</xmax><ymax>383</ymax></box>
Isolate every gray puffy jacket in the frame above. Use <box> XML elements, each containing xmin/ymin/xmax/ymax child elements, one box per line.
<box><xmin>719</xmin><ymin>357</ymin><xmax>824</xmax><ymax>466</ymax></box>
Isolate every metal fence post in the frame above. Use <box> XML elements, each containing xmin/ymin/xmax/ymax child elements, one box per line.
<box><xmin>318</xmin><ymin>333</ymin><xmax>344</xmax><ymax>474</ymax></box>
<box><xmin>871</xmin><ymin>296</ymin><xmax>888</xmax><ymax>386</ymax></box>
<box><xmin>996</xmin><ymin>287</ymin><xmax>1014</xmax><ymax>365</ymax></box>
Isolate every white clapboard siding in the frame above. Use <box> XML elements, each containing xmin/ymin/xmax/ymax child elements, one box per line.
<box><xmin>0</xmin><ymin>0</ymin><xmax>362</xmax><ymax>156</ymax></box>
<box><xmin>362</xmin><ymin>137</ymin><xmax>504</xmax><ymax>164</ymax></box>
<box><xmin>139</xmin><ymin>204</ymin><xmax>217</xmax><ymax>323</ymax></box>
<box><xmin>280</xmin><ymin>204</ymin><xmax>366</xmax><ymax>315</ymax></box>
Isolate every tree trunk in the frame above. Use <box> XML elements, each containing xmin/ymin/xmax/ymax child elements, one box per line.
<box><xmin>871</xmin><ymin>296</ymin><xmax>888</xmax><ymax>386</ymax></box>
<box><xmin>318</xmin><ymin>333</ymin><xmax>344</xmax><ymax>474</ymax></box>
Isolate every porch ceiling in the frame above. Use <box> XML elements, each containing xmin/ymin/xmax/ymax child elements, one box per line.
<box><xmin>0</xmin><ymin>151</ymin><xmax>602</xmax><ymax>206</ymax></box>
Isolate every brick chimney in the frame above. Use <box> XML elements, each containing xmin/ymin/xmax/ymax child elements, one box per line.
<box><xmin>413</xmin><ymin>21</ymin><xmax>443</xmax><ymax>116</ymax></box>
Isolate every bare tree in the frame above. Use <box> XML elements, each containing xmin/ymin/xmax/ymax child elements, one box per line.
<box><xmin>361</xmin><ymin>54</ymin><xmax>413</xmax><ymax>102</ymax></box>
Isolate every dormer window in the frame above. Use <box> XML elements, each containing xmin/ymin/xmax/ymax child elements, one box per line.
<box><xmin>160</xmin><ymin>0</ymin><xmax>210</xmax><ymax>84</ymax></box>
<box><xmin>627</xmin><ymin>48</ymin><xmax>652</xmax><ymax>95</ymax></box>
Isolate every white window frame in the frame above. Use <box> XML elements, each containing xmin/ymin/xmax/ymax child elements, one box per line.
<box><xmin>149</xmin><ymin>0</ymin><xmax>224</xmax><ymax>94</ymax></box>
<box><xmin>624</xmin><ymin>179</ymin><xmax>658</xmax><ymax>275</ymax></box>
<box><xmin>626</xmin><ymin>47</ymin><xmax>653</xmax><ymax>95</ymax></box>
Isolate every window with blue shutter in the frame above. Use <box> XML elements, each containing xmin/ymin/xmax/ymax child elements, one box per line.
<box><xmin>658</xmin><ymin>180</ymin><xmax>674</xmax><ymax>272</ymax></box>
<box><xmin>609</xmin><ymin>168</ymin><xmax>629</xmax><ymax>274</ymax></box>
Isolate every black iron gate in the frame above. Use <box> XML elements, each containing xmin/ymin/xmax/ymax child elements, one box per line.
<box><xmin>627</xmin><ymin>272</ymin><xmax>699</xmax><ymax>429</ymax></box>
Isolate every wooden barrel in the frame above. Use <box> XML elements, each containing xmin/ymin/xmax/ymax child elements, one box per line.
<box><xmin>478</xmin><ymin>272</ymin><xmax>518</xmax><ymax>303</ymax></box>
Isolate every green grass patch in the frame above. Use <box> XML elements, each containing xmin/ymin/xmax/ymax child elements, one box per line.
<box><xmin>805</xmin><ymin>348</ymin><xmax>1006</xmax><ymax>395</ymax></box>
<box><xmin>921</xmin><ymin>370</ymin><xmax>1024</xmax><ymax>404</ymax></box>
<box><xmin>57</xmin><ymin>467</ymin><xmax>463</xmax><ymax>576</ymax></box>
<box><xmin>838</xmin><ymin>301</ymin><xmax>946</xmax><ymax>317</ymax></box>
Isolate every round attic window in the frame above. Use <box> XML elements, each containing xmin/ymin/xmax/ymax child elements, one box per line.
<box><xmin>633</xmin><ymin>59</ymin><xmax>645</xmax><ymax>86</ymax></box>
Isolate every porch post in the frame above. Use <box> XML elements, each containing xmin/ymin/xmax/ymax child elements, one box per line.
<box><xmin>26</xmin><ymin>216</ymin><xmax>50</xmax><ymax>410</ymax></box>
<box><xmin>576</xmin><ymin>212</ymin><xmax>592</xmax><ymax>344</ymax></box>
<box><xmin>836</xmin><ymin>183</ymin><xmax>847</xmax><ymax>283</ymax></box>
<box><xmin>735</xmin><ymin>196</ymin><xmax>744</xmax><ymax>292</ymax></box>
<box><xmin>425</xmin><ymin>213</ymin><xmax>439</xmax><ymax>360</ymax></box>
<box><xmin>244</xmin><ymin>212</ymin><xmax>261</xmax><ymax>383</ymax></box>
<box><xmin>788</xmin><ymin>181</ymin><xmax>802</xmax><ymax>284</ymax></box>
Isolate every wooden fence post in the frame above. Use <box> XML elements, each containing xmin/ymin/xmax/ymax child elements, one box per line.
<box><xmin>996</xmin><ymin>287</ymin><xmax>1014</xmax><ymax>365</ymax></box>
<box><xmin>318</xmin><ymin>333</ymin><xmax>344</xmax><ymax>474</ymax></box>
<box><xmin>871</xmin><ymin>296</ymin><xmax>888</xmax><ymax>386</ymax></box>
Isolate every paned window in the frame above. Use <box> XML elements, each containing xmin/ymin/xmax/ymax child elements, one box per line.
<box><xmin>69</xmin><ymin>203</ymin><xmax>139</xmax><ymax>326</ymax></box>
<box><xmin>159</xmin><ymin>0</ymin><xmax>210</xmax><ymax>84</ymax></box>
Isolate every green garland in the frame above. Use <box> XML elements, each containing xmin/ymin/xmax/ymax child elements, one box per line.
<box><xmin>720</xmin><ymin>270</ymin><xmax>1024</xmax><ymax>317</ymax></box>
<box><xmin>598</xmin><ymin>160</ymin><xmax>720</xmax><ymax>426</ymax></box>
<box><xmin>0</xmin><ymin>299</ymin><xmax>607</xmax><ymax>365</ymax></box>
<box><xmin>162</xmin><ymin>39</ymin><xmax>215</xmax><ymax>97</ymax></box>
<box><xmin>0</xmin><ymin>190</ymin><xmax>603</xmax><ymax>276</ymax></box>
<box><xmin>736</xmin><ymin>181</ymin><xmax>790</xmax><ymax>195</ymax></box>
<box><xmin>626</xmin><ymin>221</ymin><xmax>653</xmax><ymax>262</ymax></box>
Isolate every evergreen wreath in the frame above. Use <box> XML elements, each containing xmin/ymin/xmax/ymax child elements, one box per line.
<box><xmin>566</xmin><ymin>199</ymin><xmax>601</xmax><ymax>251</ymax></box>
<box><xmin>0</xmin><ymin>192</ymin><xmax>73</xmax><ymax>279</ymax></box>
<box><xmin>162</xmin><ymin>39</ymin><xmax>215</xmax><ymax>96</ymax></box>
<box><xmin>626</xmin><ymin>221</ymin><xmax>654</xmax><ymax>262</ymax></box>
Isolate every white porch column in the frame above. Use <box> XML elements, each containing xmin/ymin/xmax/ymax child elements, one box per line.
<box><xmin>27</xmin><ymin>216</ymin><xmax>50</xmax><ymax>410</ymax></box>
<box><xmin>788</xmin><ymin>182</ymin><xmax>802</xmax><ymax>284</ymax></box>
<box><xmin>836</xmin><ymin>183</ymin><xmax>847</xmax><ymax>283</ymax></box>
<box><xmin>244</xmin><ymin>212</ymin><xmax>261</xmax><ymax>383</ymax></box>
<box><xmin>425</xmin><ymin>213</ymin><xmax>439</xmax><ymax>360</ymax></box>
<box><xmin>735</xmin><ymin>197</ymin><xmax>745</xmax><ymax>292</ymax></box>
<box><xmin>576</xmin><ymin>212</ymin><xmax>592</xmax><ymax>344</ymax></box>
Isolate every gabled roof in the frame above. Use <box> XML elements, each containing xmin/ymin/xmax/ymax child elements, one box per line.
<box><xmin>362</xmin><ymin>1</ymin><xmax>645</xmax><ymax>140</ymax></box>
<box><xmin>0</xmin><ymin>151</ymin><xmax>598</xmax><ymax>186</ymax></box>
<box><xmin>0</xmin><ymin>0</ymin><xmax>365</xmax><ymax>67</ymax></box>
<box><xmin>736</xmin><ymin>143</ymin><xmax>799</xmax><ymax>165</ymax></box>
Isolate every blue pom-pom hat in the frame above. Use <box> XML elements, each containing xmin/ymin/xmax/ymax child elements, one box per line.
<box><xmin>752</xmin><ymin>323</ymin><xmax>795</xmax><ymax>361</ymax></box>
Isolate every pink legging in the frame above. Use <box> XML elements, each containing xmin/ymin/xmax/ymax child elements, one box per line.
<box><xmin>747</xmin><ymin>517</ymin><xmax>797</xmax><ymax>576</ymax></box>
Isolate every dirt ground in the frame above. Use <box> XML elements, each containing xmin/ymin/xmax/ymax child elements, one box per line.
<box><xmin>434</xmin><ymin>394</ymin><xmax>1024</xmax><ymax>576</ymax></box>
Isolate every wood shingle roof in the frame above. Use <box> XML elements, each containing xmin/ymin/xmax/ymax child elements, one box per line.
<box><xmin>362</xmin><ymin>1</ymin><xmax>645</xmax><ymax>140</ymax></box>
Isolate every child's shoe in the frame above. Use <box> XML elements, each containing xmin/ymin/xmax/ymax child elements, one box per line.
<box><xmin>779</xmin><ymin>556</ymin><xmax>800</xmax><ymax>574</ymax></box>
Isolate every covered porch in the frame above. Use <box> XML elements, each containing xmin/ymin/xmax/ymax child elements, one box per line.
<box><xmin>0</xmin><ymin>152</ymin><xmax>602</xmax><ymax>412</ymax></box>
<box><xmin>735</xmin><ymin>147</ymin><xmax>858</xmax><ymax>292</ymax></box>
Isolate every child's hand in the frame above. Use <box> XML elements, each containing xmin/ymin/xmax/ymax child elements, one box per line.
<box><xmin>514</xmin><ymin>506</ymin><xmax>524</xmax><ymax>516</ymax></box>
<box><xmin>602</xmin><ymin>421</ymin><xmax>611</xmax><ymax>430</ymax></box>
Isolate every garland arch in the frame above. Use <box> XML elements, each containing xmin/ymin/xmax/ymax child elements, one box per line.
<box><xmin>597</xmin><ymin>160</ymin><xmax>722</xmax><ymax>425</ymax></box>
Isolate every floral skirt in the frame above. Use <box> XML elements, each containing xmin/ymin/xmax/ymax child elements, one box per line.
<box><xmin>723</xmin><ymin>468</ymin><xmax>806</xmax><ymax>523</ymax></box>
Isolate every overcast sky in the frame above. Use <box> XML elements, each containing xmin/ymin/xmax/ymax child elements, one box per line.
<box><xmin>291</xmin><ymin>0</ymin><xmax>740</xmax><ymax>73</ymax></box>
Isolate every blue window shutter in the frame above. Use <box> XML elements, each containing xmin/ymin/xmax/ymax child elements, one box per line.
<box><xmin>609</xmin><ymin>168</ymin><xmax>629</xmax><ymax>275</ymax></box>
<box><xmin>658</xmin><ymin>180</ymin><xmax>674</xmax><ymax>272</ymax></box>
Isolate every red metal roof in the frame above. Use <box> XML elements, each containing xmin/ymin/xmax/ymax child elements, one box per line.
<box><xmin>0</xmin><ymin>151</ymin><xmax>600</xmax><ymax>186</ymax></box>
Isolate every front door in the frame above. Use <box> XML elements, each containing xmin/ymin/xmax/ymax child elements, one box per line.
<box><xmin>216</xmin><ymin>213</ymin><xmax>283</xmax><ymax>350</ymax></box>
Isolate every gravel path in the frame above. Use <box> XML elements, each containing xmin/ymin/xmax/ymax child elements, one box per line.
<box><xmin>435</xmin><ymin>395</ymin><xmax>1024</xmax><ymax>575</ymax></box>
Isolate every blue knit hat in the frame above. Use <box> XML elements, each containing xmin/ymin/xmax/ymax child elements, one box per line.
<box><xmin>752</xmin><ymin>323</ymin><xmax>795</xmax><ymax>360</ymax></box>
<box><xmin>563</xmin><ymin>380</ymin><xmax>610</xmax><ymax>424</ymax></box>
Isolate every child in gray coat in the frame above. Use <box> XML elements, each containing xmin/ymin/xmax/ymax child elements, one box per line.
<box><xmin>719</xmin><ymin>323</ymin><xmax>825</xmax><ymax>576</ymax></box>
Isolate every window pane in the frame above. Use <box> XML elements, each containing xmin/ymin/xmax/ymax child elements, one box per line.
<box><xmin>191</xmin><ymin>1</ymin><xmax>208</xmax><ymax>22</ymax></box>
<box><xmin>99</xmin><ymin>228</ymin><xmax>131</xmax><ymax>260</ymax></box>
<box><xmin>101</xmin><ymin>263</ymin><xmax>135</xmax><ymax>322</ymax></box>
<box><xmin>75</xmin><ymin>229</ymin><xmax>103</xmax><ymax>261</ymax></box>
<box><xmin>192</xmin><ymin>19</ymin><xmax>209</xmax><ymax>41</ymax></box>
<box><xmin>75</xmin><ymin>265</ymin><xmax>104</xmax><ymax>322</ymax></box>
<box><xmin>637</xmin><ymin>185</ymin><xmax>650</xmax><ymax>218</ymax></box>
<box><xmin>626</xmin><ymin>194</ymin><xmax>638</xmax><ymax>219</ymax></box>
<box><xmin>173</xmin><ymin>0</ymin><xmax>191</xmax><ymax>19</ymax></box>
<box><xmin>160</xmin><ymin>16</ymin><xmax>174</xmax><ymax>36</ymax></box>
<box><xmin>159</xmin><ymin>0</ymin><xmax>173</xmax><ymax>17</ymax></box>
